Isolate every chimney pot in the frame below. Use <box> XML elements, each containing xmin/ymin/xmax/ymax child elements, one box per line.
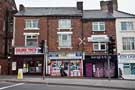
<box><xmin>19</xmin><ymin>4</ymin><xmax>25</xmax><ymax>12</ymax></box>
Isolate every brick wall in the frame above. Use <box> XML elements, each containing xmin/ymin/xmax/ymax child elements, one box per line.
<box><xmin>0</xmin><ymin>59</ymin><xmax>8</xmax><ymax>75</ymax></box>
<box><xmin>83</xmin><ymin>19</ymin><xmax>116</xmax><ymax>55</ymax></box>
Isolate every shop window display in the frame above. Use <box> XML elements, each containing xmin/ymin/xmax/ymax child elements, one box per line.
<box><xmin>23</xmin><ymin>61</ymin><xmax>42</xmax><ymax>73</ymax></box>
<box><xmin>50</xmin><ymin>60</ymin><xmax>82</xmax><ymax>77</ymax></box>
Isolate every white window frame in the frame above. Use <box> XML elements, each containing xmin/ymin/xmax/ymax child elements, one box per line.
<box><xmin>57</xmin><ymin>32</ymin><xmax>72</xmax><ymax>49</ymax></box>
<box><xmin>93</xmin><ymin>42</ymin><xmax>107</xmax><ymax>51</ymax></box>
<box><xmin>58</xmin><ymin>19</ymin><xmax>72</xmax><ymax>30</ymax></box>
<box><xmin>122</xmin><ymin>37</ymin><xmax>135</xmax><ymax>50</ymax></box>
<box><xmin>121</xmin><ymin>22</ymin><xmax>134</xmax><ymax>31</ymax></box>
<box><xmin>24</xmin><ymin>33</ymin><xmax>39</xmax><ymax>47</ymax></box>
<box><xmin>25</xmin><ymin>19</ymin><xmax>39</xmax><ymax>30</ymax></box>
<box><xmin>92</xmin><ymin>22</ymin><xmax>105</xmax><ymax>31</ymax></box>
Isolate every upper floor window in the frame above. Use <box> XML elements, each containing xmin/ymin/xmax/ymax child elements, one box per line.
<box><xmin>58</xmin><ymin>19</ymin><xmax>71</xmax><ymax>29</ymax></box>
<box><xmin>58</xmin><ymin>33</ymin><xmax>72</xmax><ymax>48</ymax></box>
<box><xmin>25</xmin><ymin>19</ymin><xmax>39</xmax><ymax>29</ymax></box>
<box><xmin>25</xmin><ymin>35</ymin><xmax>38</xmax><ymax>47</ymax></box>
<box><xmin>93</xmin><ymin>42</ymin><xmax>106</xmax><ymax>51</ymax></box>
<box><xmin>122</xmin><ymin>37</ymin><xmax>135</xmax><ymax>50</ymax></box>
<box><xmin>121</xmin><ymin>22</ymin><xmax>134</xmax><ymax>31</ymax></box>
<box><xmin>92</xmin><ymin>22</ymin><xmax>105</xmax><ymax>31</ymax></box>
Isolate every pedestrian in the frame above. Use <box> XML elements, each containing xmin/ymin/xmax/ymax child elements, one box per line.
<box><xmin>119</xmin><ymin>68</ymin><xmax>124</xmax><ymax>79</ymax></box>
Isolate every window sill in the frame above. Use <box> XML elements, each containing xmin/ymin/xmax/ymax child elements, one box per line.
<box><xmin>58</xmin><ymin>47</ymin><xmax>72</xmax><ymax>49</ymax></box>
<box><xmin>57</xmin><ymin>28</ymin><xmax>72</xmax><ymax>30</ymax></box>
<box><xmin>24</xmin><ymin>28</ymin><xmax>40</xmax><ymax>30</ymax></box>
<box><xmin>120</xmin><ymin>30</ymin><xmax>135</xmax><ymax>33</ymax></box>
<box><xmin>93</xmin><ymin>50</ymin><xmax>106</xmax><ymax>52</ymax></box>
<box><xmin>121</xmin><ymin>50</ymin><xmax>135</xmax><ymax>53</ymax></box>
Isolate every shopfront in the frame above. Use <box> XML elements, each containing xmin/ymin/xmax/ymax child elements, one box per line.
<box><xmin>12</xmin><ymin>47</ymin><xmax>43</xmax><ymax>75</ymax></box>
<box><xmin>48</xmin><ymin>52</ymin><xmax>83</xmax><ymax>77</ymax></box>
<box><xmin>118</xmin><ymin>54</ymin><xmax>135</xmax><ymax>79</ymax></box>
<box><xmin>84</xmin><ymin>55</ymin><xmax>118</xmax><ymax>78</ymax></box>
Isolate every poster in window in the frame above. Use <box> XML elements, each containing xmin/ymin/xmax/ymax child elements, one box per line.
<box><xmin>12</xmin><ymin>62</ymin><xmax>16</xmax><ymax>71</ymax></box>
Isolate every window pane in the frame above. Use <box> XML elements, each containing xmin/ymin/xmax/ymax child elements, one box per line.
<box><xmin>59</xmin><ymin>19</ymin><xmax>71</xmax><ymax>29</ymax></box>
<box><xmin>123</xmin><ymin>64</ymin><xmax>131</xmax><ymax>75</ymax></box>
<box><xmin>101</xmin><ymin>43</ymin><xmax>106</xmax><ymax>50</ymax></box>
<box><xmin>122</xmin><ymin>37</ymin><xmax>135</xmax><ymax>50</ymax></box>
<box><xmin>26</xmin><ymin>35</ymin><xmax>38</xmax><ymax>47</ymax></box>
<box><xmin>131</xmin><ymin>63</ymin><xmax>135</xmax><ymax>75</ymax></box>
<box><xmin>92</xmin><ymin>22</ymin><xmax>105</xmax><ymax>31</ymax></box>
<box><xmin>27</xmin><ymin>39</ymin><xmax>37</xmax><ymax>47</ymax></box>
<box><xmin>58</xmin><ymin>34</ymin><xmax>71</xmax><ymax>47</ymax></box>
<box><xmin>100</xmin><ymin>24</ymin><xmax>105</xmax><ymax>31</ymax></box>
<box><xmin>121</xmin><ymin>22</ymin><xmax>127</xmax><ymax>30</ymax></box>
<box><xmin>121</xmin><ymin>22</ymin><xmax>134</xmax><ymax>30</ymax></box>
<box><xmin>93</xmin><ymin>43</ymin><xmax>99</xmax><ymax>50</ymax></box>
<box><xmin>25</xmin><ymin>19</ymin><xmax>39</xmax><ymax>29</ymax></box>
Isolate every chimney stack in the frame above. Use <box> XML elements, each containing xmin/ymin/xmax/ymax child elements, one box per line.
<box><xmin>19</xmin><ymin>4</ymin><xmax>25</xmax><ymax>12</ymax></box>
<box><xmin>77</xmin><ymin>1</ymin><xmax>83</xmax><ymax>11</ymax></box>
<box><xmin>100</xmin><ymin>0</ymin><xmax>118</xmax><ymax>13</ymax></box>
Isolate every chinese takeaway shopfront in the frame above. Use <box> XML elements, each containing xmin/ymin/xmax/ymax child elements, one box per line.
<box><xmin>11</xmin><ymin>47</ymin><xmax>43</xmax><ymax>75</ymax></box>
<box><xmin>83</xmin><ymin>55</ymin><xmax>118</xmax><ymax>78</ymax></box>
<box><xmin>48</xmin><ymin>52</ymin><xmax>84</xmax><ymax>77</ymax></box>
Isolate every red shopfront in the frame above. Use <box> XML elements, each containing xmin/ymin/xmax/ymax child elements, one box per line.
<box><xmin>48</xmin><ymin>52</ymin><xmax>83</xmax><ymax>77</ymax></box>
<box><xmin>11</xmin><ymin>47</ymin><xmax>43</xmax><ymax>75</ymax></box>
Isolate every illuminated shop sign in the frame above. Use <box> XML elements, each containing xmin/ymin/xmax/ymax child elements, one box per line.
<box><xmin>15</xmin><ymin>47</ymin><xmax>41</xmax><ymax>55</ymax></box>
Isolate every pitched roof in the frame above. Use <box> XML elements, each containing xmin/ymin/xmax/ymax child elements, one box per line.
<box><xmin>83</xmin><ymin>10</ymin><xmax>114</xmax><ymax>19</ymax></box>
<box><xmin>15</xmin><ymin>7</ymin><xmax>82</xmax><ymax>16</ymax></box>
<box><xmin>83</xmin><ymin>10</ymin><xmax>135</xmax><ymax>19</ymax></box>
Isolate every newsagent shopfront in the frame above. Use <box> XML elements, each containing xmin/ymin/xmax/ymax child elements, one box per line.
<box><xmin>48</xmin><ymin>52</ymin><xmax>84</xmax><ymax>77</ymax></box>
<box><xmin>83</xmin><ymin>55</ymin><xmax>118</xmax><ymax>78</ymax></box>
<box><xmin>11</xmin><ymin>47</ymin><xmax>44</xmax><ymax>75</ymax></box>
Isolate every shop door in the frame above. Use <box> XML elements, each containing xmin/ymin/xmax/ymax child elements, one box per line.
<box><xmin>95</xmin><ymin>62</ymin><xmax>104</xmax><ymax>78</ymax></box>
<box><xmin>85</xmin><ymin>63</ymin><xmax>92</xmax><ymax>77</ymax></box>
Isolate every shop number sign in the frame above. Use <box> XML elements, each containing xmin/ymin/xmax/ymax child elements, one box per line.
<box><xmin>15</xmin><ymin>47</ymin><xmax>40</xmax><ymax>55</ymax></box>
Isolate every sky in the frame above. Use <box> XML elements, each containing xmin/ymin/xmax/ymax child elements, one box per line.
<box><xmin>14</xmin><ymin>0</ymin><xmax>135</xmax><ymax>14</ymax></box>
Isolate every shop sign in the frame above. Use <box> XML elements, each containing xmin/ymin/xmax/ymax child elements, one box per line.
<box><xmin>118</xmin><ymin>54</ymin><xmax>135</xmax><ymax>60</ymax></box>
<box><xmin>90</xmin><ymin>55</ymin><xmax>108</xmax><ymax>60</ymax></box>
<box><xmin>15</xmin><ymin>47</ymin><xmax>40</xmax><ymax>55</ymax></box>
<box><xmin>49</xmin><ymin>52</ymin><xmax>83</xmax><ymax>59</ymax></box>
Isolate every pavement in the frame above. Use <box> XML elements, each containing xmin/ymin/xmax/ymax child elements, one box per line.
<box><xmin>0</xmin><ymin>75</ymin><xmax>135</xmax><ymax>90</ymax></box>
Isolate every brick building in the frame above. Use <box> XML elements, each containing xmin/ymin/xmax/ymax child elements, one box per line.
<box><xmin>83</xmin><ymin>0</ymin><xmax>118</xmax><ymax>78</ymax></box>
<box><xmin>12</xmin><ymin>2</ymin><xmax>84</xmax><ymax>77</ymax></box>
<box><xmin>0</xmin><ymin>0</ymin><xmax>17</xmax><ymax>75</ymax></box>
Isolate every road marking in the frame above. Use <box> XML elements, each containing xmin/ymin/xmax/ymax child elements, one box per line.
<box><xmin>0</xmin><ymin>83</ymin><xmax>24</xmax><ymax>90</ymax></box>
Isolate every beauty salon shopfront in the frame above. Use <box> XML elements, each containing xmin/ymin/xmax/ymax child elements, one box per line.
<box><xmin>83</xmin><ymin>55</ymin><xmax>118</xmax><ymax>78</ymax></box>
<box><xmin>48</xmin><ymin>51</ymin><xmax>84</xmax><ymax>77</ymax></box>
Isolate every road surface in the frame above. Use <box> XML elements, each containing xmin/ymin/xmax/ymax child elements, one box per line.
<box><xmin>0</xmin><ymin>82</ymin><xmax>125</xmax><ymax>90</ymax></box>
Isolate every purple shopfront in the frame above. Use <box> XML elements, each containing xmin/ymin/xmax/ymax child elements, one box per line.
<box><xmin>48</xmin><ymin>52</ymin><xmax>84</xmax><ymax>77</ymax></box>
<box><xmin>83</xmin><ymin>55</ymin><xmax>118</xmax><ymax>78</ymax></box>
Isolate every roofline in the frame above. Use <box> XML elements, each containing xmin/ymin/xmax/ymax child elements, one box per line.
<box><xmin>14</xmin><ymin>15</ymin><xmax>82</xmax><ymax>17</ymax></box>
<box><xmin>116</xmin><ymin>10</ymin><xmax>135</xmax><ymax>17</ymax></box>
